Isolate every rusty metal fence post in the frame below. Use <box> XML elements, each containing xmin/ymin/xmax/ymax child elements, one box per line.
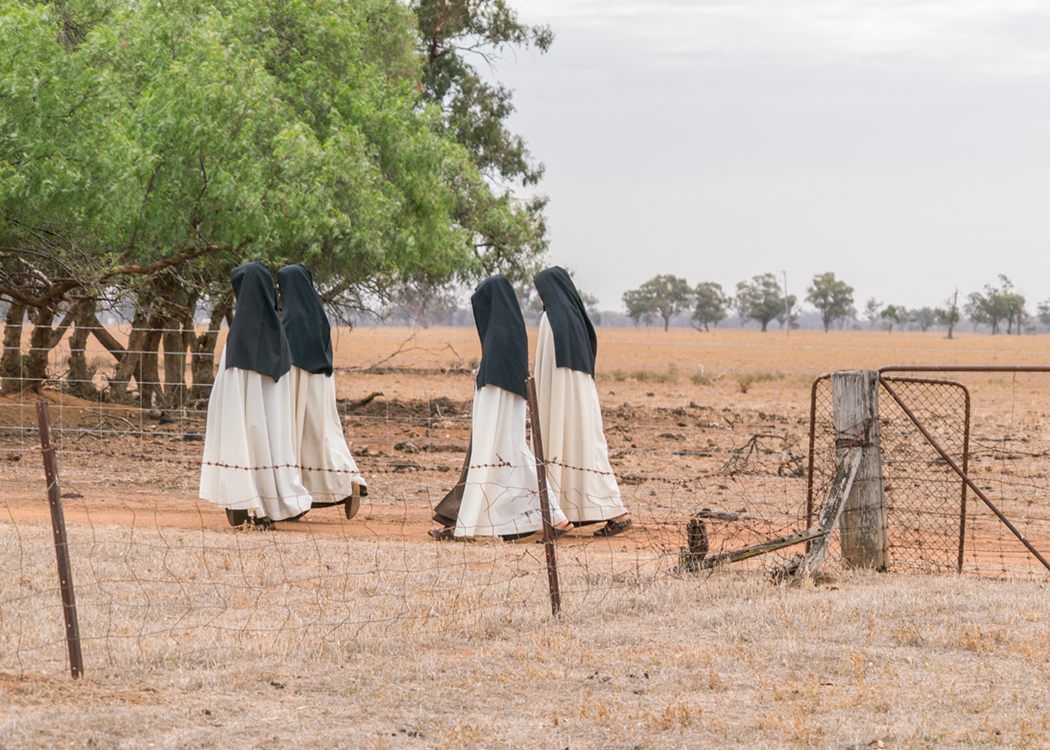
<box><xmin>36</xmin><ymin>401</ymin><xmax>84</xmax><ymax>679</ymax></box>
<box><xmin>524</xmin><ymin>378</ymin><xmax>561</xmax><ymax>617</ymax></box>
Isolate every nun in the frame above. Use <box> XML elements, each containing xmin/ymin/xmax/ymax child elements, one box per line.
<box><xmin>278</xmin><ymin>264</ymin><xmax>367</xmax><ymax>519</ymax></box>
<box><xmin>430</xmin><ymin>275</ymin><xmax>567</xmax><ymax>539</ymax></box>
<box><xmin>199</xmin><ymin>261</ymin><xmax>312</xmax><ymax>526</ymax></box>
<box><xmin>533</xmin><ymin>266</ymin><xmax>631</xmax><ymax>536</ymax></box>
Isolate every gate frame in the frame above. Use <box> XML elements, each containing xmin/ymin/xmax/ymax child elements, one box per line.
<box><xmin>808</xmin><ymin>365</ymin><xmax>1050</xmax><ymax>573</ymax></box>
<box><xmin>806</xmin><ymin>371</ymin><xmax>971</xmax><ymax>569</ymax></box>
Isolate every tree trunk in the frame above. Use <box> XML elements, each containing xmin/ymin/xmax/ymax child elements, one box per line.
<box><xmin>160</xmin><ymin>287</ymin><xmax>198</xmax><ymax>409</ymax></box>
<box><xmin>88</xmin><ymin>314</ymin><xmax>126</xmax><ymax>361</ymax></box>
<box><xmin>1</xmin><ymin>301</ymin><xmax>26</xmax><ymax>394</ymax></box>
<box><xmin>67</xmin><ymin>301</ymin><xmax>100</xmax><ymax>401</ymax></box>
<box><xmin>162</xmin><ymin>316</ymin><xmax>189</xmax><ymax>409</ymax></box>
<box><xmin>25</xmin><ymin>306</ymin><xmax>57</xmax><ymax>393</ymax></box>
<box><xmin>109</xmin><ymin>307</ymin><xmax>151</xmax><ymax>402</ymax></box>
<box><xmin>23</xmin><ymin>304</ymin><xmax>80</xmax><ymax>394</ymax></box>
<box><xmin>138</xmin><ymin>312</ymin><xmax>164</xmax><ymax>408</ymax></box>
<box><xmin>189</xmin><ymin>295</ymin><xmax>232</xmax><ymax>402</ymax></box>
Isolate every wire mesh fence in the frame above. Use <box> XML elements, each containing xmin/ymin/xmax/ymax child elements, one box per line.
<box><xmin>807</xmin><ymin>368</ymin><xmax>1050</xmax><ymax>577</ymax></box>
<box><xmin>2</xmin><ymin>327</ymin><xmax>1050</xmax><ymax>677</ymax></box>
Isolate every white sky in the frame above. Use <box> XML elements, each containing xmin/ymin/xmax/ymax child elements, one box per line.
<box><xmin>488</xmin><ymin>0</ymin><xmax>1050</xmax><ymax>312</ymax></box>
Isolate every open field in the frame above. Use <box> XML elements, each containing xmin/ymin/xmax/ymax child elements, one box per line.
<box><xmin>2</xmin><ymin>327</ymin><xmax>1050</xmax><ymax>748</ymax></box>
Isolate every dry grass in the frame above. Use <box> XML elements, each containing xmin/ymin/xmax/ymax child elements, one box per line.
<box><xmin>2</xmin><ymin>523</ymin><xmax>1050</xmax><ymax>749</ymax></box>
<box><xmin>5</xmin><ymin>327</ymin><xmax>1050</xmax><ymax>747</ymax></box>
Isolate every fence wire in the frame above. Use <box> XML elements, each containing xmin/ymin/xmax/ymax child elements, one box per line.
<box><xmin>2</xmin><ymin>330</ymin><xmax>1050</xmax><ymax>677</ymax></box>
<box><xmin>807</xmin><ymin>371</ymin><xmax>1050</xmax><ymax>577</ymax></box>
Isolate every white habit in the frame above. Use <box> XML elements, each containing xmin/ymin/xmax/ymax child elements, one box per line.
<box><xmin>454</xmin><ymin>384</ymin><xmax>567</xmax><ymax>537</ymax></box>
<box><xmin>199</xmin><ymin>348</ymin><xmax>313</xmax><ymax>521</ymax></box>
<box><xmin>534</xmin><ymin>313</ymin><xmax>627</xmax><ymax>524</ymax></box>
<box><xmin>287</xmin><ymin>365</ymin><xmax>366</xmax><ymax>503</ymax></box>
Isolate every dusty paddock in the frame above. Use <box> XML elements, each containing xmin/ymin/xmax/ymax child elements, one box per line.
<box><xmin>3</xmin><ymin>328</ymin><xmax>1050</xmax><ymax>748</ymax></box>
<box><xmin>2</xmin><ymin>534</ymin><xmax>1050</xmax><ymax>750</ymax></box>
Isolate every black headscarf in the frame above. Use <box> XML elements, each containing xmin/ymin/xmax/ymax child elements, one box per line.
<box><xmin>225</xmin><ymin>261</ymin><xmax>291</xmax><ymax>381</ymax></box>
<box><xmin>278</xmin><ymin>264</ymin><xmax>334</xmax><ymax>377</ymax></box>
<box><xmin>472</xmin><ymin>275</ymin><xmax>529</xmax><ymax>399</ymax></box>
<box><xmin>534</xmin><ymin>266</ymin><xmax>597</xmax><ymax>377</ymax></box>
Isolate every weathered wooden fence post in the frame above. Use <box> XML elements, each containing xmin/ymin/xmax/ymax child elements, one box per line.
<box><xmin>831</xmin><ymin>370</ymin><xmax>888</xmax><ymax>570</ymax></box>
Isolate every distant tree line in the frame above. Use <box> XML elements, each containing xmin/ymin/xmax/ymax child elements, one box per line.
<box><xmin>618</xmin><ymin>272</ymin><xmax>1047</xmax><ymax>337</ymax></box>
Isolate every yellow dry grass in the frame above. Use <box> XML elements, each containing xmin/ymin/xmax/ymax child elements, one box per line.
<box><xmin>4</xmin><ymin>327</ymin><xmax>1050</xmax><ymax>747</ymax></box>
<box><xmin>1</xmin><ymin>523</ymin><xmax>1050</xmax><ymax>749</ymax></box>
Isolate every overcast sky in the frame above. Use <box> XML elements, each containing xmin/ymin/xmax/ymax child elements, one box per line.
<box><xmin>489</xmin><ymin>0</ymin><xmax>1050</xmax><ymax>313</ymax></box>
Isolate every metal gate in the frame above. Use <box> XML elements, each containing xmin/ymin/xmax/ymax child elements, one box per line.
<box><xmin>807</xmin><ymin>366</ymin><xmax>1050</xmax><ymax>575</ymax></box>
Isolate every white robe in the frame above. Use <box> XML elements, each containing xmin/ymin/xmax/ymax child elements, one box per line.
<box><xmin>534</xmin><ymin>313</ymin><xmax>627</xmax><ymax>524</ymax></box>
<box><xmin>454</xmin><ymin>384</ymin><xmax>567</xmax><ymax>537</ymax></box>
<box><xmin>287</xmin><ymin>365</ymin><xmax>366</xmax><ymax>503</ymax></box>
<box><xmin>199</xmin><ymin>348</ymin><xmax>313</xmax><ymax>521</ymax></box>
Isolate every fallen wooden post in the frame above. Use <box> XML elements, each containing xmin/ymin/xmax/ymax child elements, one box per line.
<box><xmin>793</xmin><ymin>447</ymin><xmax>862</xmax><ymax>583</ymax></box>
<box><xmin>682</xmin><ymin>447</ymin><xmax>861</xmax><ymax>573</ymax></box>
<box><xmin>689</xmin><ymin>526</ymin><xmax>828</xmax><ymax>570</ymax></box>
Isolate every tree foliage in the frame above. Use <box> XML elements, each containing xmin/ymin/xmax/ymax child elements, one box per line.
<box><xmin>0</xmin><ymin>0</ymin><xmax>553</xmax><ymax>395</ymax></box>
<box><xmin>965</xmin><ymin>276</ymin><xmax>1026</xmax><ymax>335</ymax></box>
<box><xmin>880</xmin><ymin>304</ymin><xmax>902</xmax><ymax>333</ymax></box>
<box><xmin>805</xmin><ymin>272</ymin><xmax>854</xmax><ymax>332</ymax></box>
<box><xmin>691</xmin><ymin>282</ymin><xmax>729</xmax><ymax>332</ymax></box>
<box><xmin>621</xmin><ymin>275</ymin><xmax>691</xmax><ymax>332</ymax></box>
<box><xmin>735</xmin><ymin>273</ymin><xmax>791</xmax><ymax>332</ymax></box>
<box><xmin>414</xmin><ymin>0</ymin><xmax>552</xmax><ymax>186</ymax></box>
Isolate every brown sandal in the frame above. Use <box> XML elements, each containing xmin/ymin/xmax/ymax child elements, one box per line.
<box><xmin>428</xmin><ymin>526</ymin><xmax>455</xmax><ymax>540</ymax></box>
<box><xmin>594</xmin><ymin>518</ymin><xmax>632</xmax><ymax>537</ymax></box>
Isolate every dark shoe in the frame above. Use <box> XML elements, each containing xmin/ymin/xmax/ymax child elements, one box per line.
<box><xmin>225</xmin><ymin>508</ymin><xmax>250</xmax><ymax>527</ymax></box>
<box><xmin>501</xmin><ymin>530</ymin><xmax>539</xmax><ymax>542</ymax></box>
<box><xmin>250</xmin><ymin>515</ymin><xmax>274</xmax><ymax>530</ymax></box>
<box><xmin>344</xmin><ymin>495</ymin><xmax>361</xmax><ymax>520</ymax></box>
<box><xmin>537</xmin><ymin>525</ymin><xmax>572</xmax><ymax>543</ymax></box>
<box><xmin>428</xmin><ymin>526</ymin><xmax>455</xmax><ymax>540</ymax></box>
<box><xmin>594</xmin><ymin>518</ymin><xmax>632</xmax><ymax>537</ymax></box>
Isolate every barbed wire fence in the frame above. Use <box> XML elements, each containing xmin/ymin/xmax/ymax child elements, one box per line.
<box><xmin>2</xmin><ymin>328</ymin><xmax>1050</xmax><ymax>678</ymax></box>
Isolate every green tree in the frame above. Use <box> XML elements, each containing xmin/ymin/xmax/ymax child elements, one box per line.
<box><xmin>631</xmin><ymin>275</ymin><xmax>692</xmax><ymax>331</ymax></box>
<box><xmin>735</xmin><ymin>273</ymin><xmax>788</xmax><ymax>332</ymax></box>
<box><xmin>880</xmin><ymin>305</ymin><xmax>902</xmax><ymax>333</ymax></box>
<box><xmin>410</xmin><ymin>0</ymin><xmax>552</xmax><ymax>283</ymax></box>
<box><xmin>691</xmin><ymin>282</ymin><xmax>729</xmax><ymax>332</ymax></box>
<box><xmin>414</xmin><ymin>0</ymin><xmax>552</xmax><ymax>186</ymax></box>
<box><xmin>2</xmin><ymin>0</ymin><xmax>553</xmax><ymax>398</ymax></box>
<box><xmin>775</xmin><ymin>296</ymin><xmax>799</xmax><ymax>329</ymax></box>
<box><xmin>912</xmin><ymin>307</ymin><xmax>936</xmax><ymax>332</ymax></box>
<box><xmin>0</xmin><ymin>2</ymin><xmax>145</xmax><ymax>393</ymax></box>
<box><xmin>1003</xmin><ymin>292</ymin><xmax>1027</xmax><ymax>335</ymax></box>
<box><xmin>806</xmin><ymin>272</ymin><xmax>855</xmax><ymax>332</ymax></box>
<box><xmin>965</xmin><ymin>276</ymin><xmax>1019</xmax><ymax>335</ymax></box>
<box><xmin>622</xmin><ymin>288</ymin><xmax>650</xmax><ymax>327</ymax></box>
